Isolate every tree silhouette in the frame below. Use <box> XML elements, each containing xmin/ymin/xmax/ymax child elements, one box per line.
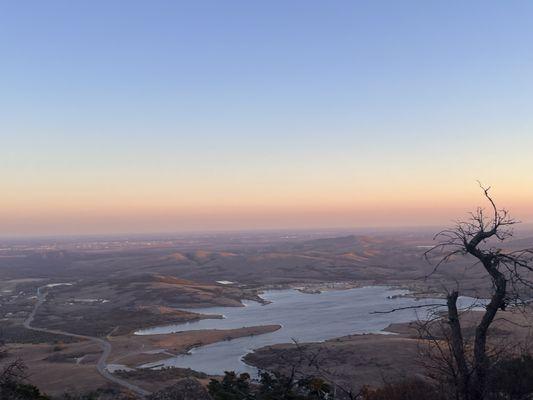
<box><xmin>425</xmin><ymin>184</ymin><xmax>533</xmax><ymax>400</ymax></box>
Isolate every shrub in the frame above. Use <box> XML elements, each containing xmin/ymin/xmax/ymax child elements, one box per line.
<box><xmin>487</xmin><ymin>354</ymin><xmax>533</xmax><ymax>400</ymax></box>
<box><xmin>361</xmin><ymin>379</ymin><xmax>445</xmax><ymax>400</ymax></box>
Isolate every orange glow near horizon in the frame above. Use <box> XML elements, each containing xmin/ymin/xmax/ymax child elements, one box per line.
<box><xmin>2</xmin><ymin>174</ymin><xmax>532</xmax><ymax>236</ymax></box>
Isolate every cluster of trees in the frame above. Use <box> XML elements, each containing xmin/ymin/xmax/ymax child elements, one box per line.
<box><xmin>206</xmin><ymin>354</ymin><xmax>533</xmax><ymax>400</ymax></box>
<box><xmin>4</xmin><ymin>354</ymin><xmax>533</xmax><ymax>400</ymax></box>
<box><xmin>208</xmin><ymin>371</ymin><xmax>331</xmax><ymax>400</ymax></box>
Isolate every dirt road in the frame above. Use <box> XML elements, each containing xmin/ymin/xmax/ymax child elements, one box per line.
<box><xmin>24</xmin><ymin>285</ymin><xmax>151</xmax><ymax>398</ymax></box>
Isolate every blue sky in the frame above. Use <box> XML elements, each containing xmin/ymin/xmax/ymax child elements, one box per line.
<box><xmin>1</xmin><ymin>1</ymin><xmax>533</xmax><ymax>235</ymax></box>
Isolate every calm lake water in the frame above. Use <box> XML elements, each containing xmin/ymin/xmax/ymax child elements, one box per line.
<box><xmin>135</xmin><ymin>286</ymin><xmax>482</xmax><ymax>375</ymax></box>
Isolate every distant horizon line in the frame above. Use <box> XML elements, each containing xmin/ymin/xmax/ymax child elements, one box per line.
<box><xmin>2</xmin><ymin>222</ymin><xmax>533</xmax><ymax>242</ymax></box>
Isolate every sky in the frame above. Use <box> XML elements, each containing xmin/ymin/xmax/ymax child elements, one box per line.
<box><xmin>1</xmin><ymin>1</ymin><xmax>533</xmax><ymax>236</ymax></box>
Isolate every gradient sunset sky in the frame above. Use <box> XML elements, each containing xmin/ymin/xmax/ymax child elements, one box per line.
<box><xmin>1</xmin><ymin>1</ymin><xmax>533</xmax><ymax>236</ymax></box>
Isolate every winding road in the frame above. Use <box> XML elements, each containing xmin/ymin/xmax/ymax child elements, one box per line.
<box><xmin>24</xmin><ymin>285</ymin><xmax>151</xmax><ymax>398</ymax></box>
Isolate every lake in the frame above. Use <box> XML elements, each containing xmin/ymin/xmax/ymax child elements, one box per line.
<box><xmin>135</xmin><ymin>286</ymin><xmax>483</xmax><ymax>375</ymax></box>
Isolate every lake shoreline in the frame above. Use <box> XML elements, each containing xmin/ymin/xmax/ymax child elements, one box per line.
<box><xmin>130</xmin><ymin>286</ymin><xmax>481</xmax><ymax>376</ymax></box>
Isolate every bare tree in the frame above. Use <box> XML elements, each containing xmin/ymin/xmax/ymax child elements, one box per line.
<box><xmin>413</xmin><ymin>306</ymin><xmax>516</xmax><ymax>400</ymax></box>
<box><xmin>425</xmin><ymin>184</ymin><xmax>533</xmax><ymax>400</ymax></box>
<box><xmin>291</xmin><ymin>340</ymin><xmax>363</xmax><ymax>400</ymax></box>
<box><xmin>0</xmin><ymin>358</ymin><xmax>27</xmax><ymax>386</ymax></box>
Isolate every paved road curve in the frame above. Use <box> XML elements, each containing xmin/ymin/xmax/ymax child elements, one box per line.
<box><xmin>24</xmin><ymin>286</ymin><xmax>151</xmax><ymax>398</ymax></box>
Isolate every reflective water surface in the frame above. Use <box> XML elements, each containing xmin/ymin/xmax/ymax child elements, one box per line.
<box><xmin>136</xmin><ymin>286</ymin><xmax>482</xmax><ymax>375</ymax></box>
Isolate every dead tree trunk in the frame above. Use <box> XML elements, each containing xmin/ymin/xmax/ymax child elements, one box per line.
<box><xmin>447</xmin><ymin>291</ymin><xmax>470</xmax><ymax>400</ymax></box>
<box><xmin>470</xmin><ymin>259</ymin><xmax>506</xmax><ymax>400</ymax></box>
